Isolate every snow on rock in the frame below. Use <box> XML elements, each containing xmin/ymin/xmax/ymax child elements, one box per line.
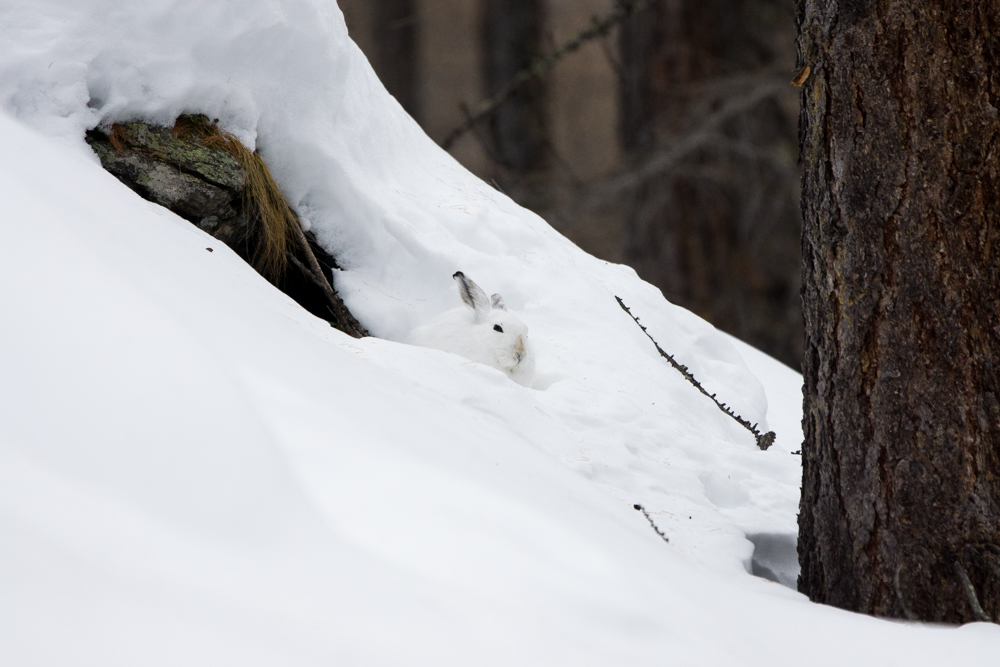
<box><xmin>0</xmin><ymin>1</ymin><xmax>998</xmax><ymax>664</ymax></box>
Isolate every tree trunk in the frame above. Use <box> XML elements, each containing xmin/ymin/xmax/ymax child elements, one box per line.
<box><xmin>372</xmin><ymin>0</ymin><xmax>420</xmax><ymax>120</ymax></box>
<box><xmin>482</xmin><ymin>0</ymin><xmax>549</xmax><ymax>209</ymax></box>
<box><xmin>798</xmin><ymin>0</ymin><xmax>1000</xmax><ymax>623</ymax></box>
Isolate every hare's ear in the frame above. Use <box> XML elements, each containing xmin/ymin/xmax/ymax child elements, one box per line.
<box><xmin>490</xmin><ymin>294</ymin><xmax>506</xmax><ymax>311</ymax></box>
<box><xmin>453</xmin><ymin>271</ymin><xmax>490</xmax><ymax>319</ymax></box>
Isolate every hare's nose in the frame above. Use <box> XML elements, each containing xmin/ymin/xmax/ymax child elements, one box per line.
<box><xmin>514</xmin><ymin>336</ymin><xmax>525</xmax><ymax>360</ymax></box>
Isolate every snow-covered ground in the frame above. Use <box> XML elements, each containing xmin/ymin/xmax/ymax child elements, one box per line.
<box><xmin>1</xmin><ymin>1</ymin><xmax>998</xmax><ymax>664</ymax></box>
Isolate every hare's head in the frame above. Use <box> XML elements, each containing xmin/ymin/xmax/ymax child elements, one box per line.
<box><xmin>452</xmin><ymin>271</ymin><xmax>533</xmax><ymax>380</ymax></box>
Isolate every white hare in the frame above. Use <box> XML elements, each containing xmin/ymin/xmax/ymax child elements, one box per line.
<box><xmin>407</xmin><ymin>272</ymin><xmax>535</xmax><ymax>387</ymax></box>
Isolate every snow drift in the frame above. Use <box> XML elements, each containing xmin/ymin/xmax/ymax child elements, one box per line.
<box><xmin>1</xmin><ymin>0</ymin><xmax>998</xmax><ymax>664</ymax></box>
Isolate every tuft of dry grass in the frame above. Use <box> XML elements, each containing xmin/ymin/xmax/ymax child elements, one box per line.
<box><xmin>172</xmin><ymin>114</ymin><xmax>292</xmax><ymax>280</ymax></box>
<box><xmin>108</xmin><ymin>124</ymin><xmax>128</xmax><ymax>153</ymax></box>
<box><xmin>240</xmin><ymin>152</ymin><xmax>297</xmax><ymax>281</ymax></box>
<box><xmin>94</xmin><ymin>114</ymin><xmax>364</xmax><ymax>337</ymax></box>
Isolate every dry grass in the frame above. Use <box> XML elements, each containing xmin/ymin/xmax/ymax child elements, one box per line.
<box><xmin>108</xmin><ymin>124</ymin><xmax>128</xmax><ymax>153</ymax></box>
<box><xmin>172</xmin><ymin>115</ymin><xmax>293</xmax><ymax>280</ymax></box>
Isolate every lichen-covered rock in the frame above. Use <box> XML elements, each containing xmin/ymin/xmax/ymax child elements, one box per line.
<box><xmin>110</xmin><ymin>122</ymin><xmax>245</xmax><ymax>190</ymax></box>
<box><xmin>85</xmin><ymin>117</ymin><xmax>368</xmax><ymax>338</ymax></box>
<box><xmin>86</xmin><ymin>123</ymin><xmax>248</xmax><ymax>248</ymax></box>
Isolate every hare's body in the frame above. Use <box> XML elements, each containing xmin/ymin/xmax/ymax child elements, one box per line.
<box><xmin>407</xmin><ymin>272</ymin><xmax>535</xmax><ymax>387</ymax></box>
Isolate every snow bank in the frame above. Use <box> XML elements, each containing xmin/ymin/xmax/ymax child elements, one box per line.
<box><xmin>1</xmin><ymin>1</ymin><xmax>998</xmax><ymax>664</ymax></box>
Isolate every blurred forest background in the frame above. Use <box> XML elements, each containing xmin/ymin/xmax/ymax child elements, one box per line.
<box><xmin>340</xmin><ymin>0</ymin><xmax>802</xmax><ymax>368</ymax></box>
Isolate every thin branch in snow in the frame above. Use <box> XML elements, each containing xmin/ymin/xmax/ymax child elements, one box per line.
<box><xmin>634</xmin><ymin>504</ymin><xmax>669</xmax><ymax>543</ymax></box>
<box><xmin>616</xmin><ymin>296</ymin><xmax>776</xmax><ymax>450</ymax></box>
<box><xmin>286</xmin><ymin>251</ymin><xmax>368</xmax><ymax>338</ymax></box>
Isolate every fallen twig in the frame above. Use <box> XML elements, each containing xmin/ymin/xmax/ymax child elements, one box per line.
<box><xmin>616</xmin><ymin>296</ymin><xmax>776</xmax><ymax>450</ymax></box>
<box><xmin>286</xmin><ymin>249</ymin><xmax>368</xmax><ymax>338</ymax></box>
<box><xmin>634</xmin><ymin>504</ymin><xmax>669</xmax><ymax>543</ymax></box>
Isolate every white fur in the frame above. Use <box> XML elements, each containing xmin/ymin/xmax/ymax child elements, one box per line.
<box><xmin>407</xmin><ymin>272</ymin><xmax>535</xmax><ymax>387</ymax></box>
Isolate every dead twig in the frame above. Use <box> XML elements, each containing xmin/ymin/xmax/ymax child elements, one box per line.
<box><xmin>286</xmin><ymin>249</ymin><xmax>369</xmax><ymax>338</ymax></box>
<box><xmin>616</xmin><ymin>296</ymin><xmax>776</xmax><ymax>450</ymax></box>
<box><xmin>558</xmin><ymin>77</ymin><xmax>787</xmax><ymax>225</ymax></box>
<box><xmin>440</xmin><ymin>0</ymin><xmax>651</xmax><ymax>150</ymax></box>
<box><xmin>633</xmin><ymin>504</ymin><xmax>669</xmax><ymax>543</ymax></box>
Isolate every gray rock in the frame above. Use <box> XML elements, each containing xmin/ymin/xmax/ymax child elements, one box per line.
<box><xmin>86</xmin><ymin>124</ymin><xmax>248</xmax><ymax>248</ymax></box>
<box><xmin>85</xmin><ymin>117</ymin><xmax>368</xmax><ymax>338</ymax></box>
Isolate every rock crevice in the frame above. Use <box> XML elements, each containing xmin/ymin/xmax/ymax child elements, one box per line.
<box><xmin>86</xmin><ymin>117</ymin><xmax>367</xmax><ymax>338</ymax></box>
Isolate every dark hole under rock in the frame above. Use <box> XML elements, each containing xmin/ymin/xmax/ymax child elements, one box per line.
<box><xmin>85</xmin><ymin>121</ymin><xmax>358</xmax><ymax>334</ymax></box>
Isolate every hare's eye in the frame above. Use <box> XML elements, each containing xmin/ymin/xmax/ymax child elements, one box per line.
<box><xmin>493</xmin><ymin>324</ymin><xmax>503</xmax><ymax>333</ymax></box>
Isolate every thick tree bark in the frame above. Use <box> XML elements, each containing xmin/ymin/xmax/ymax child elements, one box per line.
<box><xmin>798</xmin><ymin>0</ymin><xmax>1000</xmax><ymax>623</ymax></box>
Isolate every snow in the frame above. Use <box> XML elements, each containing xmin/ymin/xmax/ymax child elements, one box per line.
<box><xmin>1</xmin><ymin>1</ymin><xmax>998</xmax><ymax>664</ymax></box>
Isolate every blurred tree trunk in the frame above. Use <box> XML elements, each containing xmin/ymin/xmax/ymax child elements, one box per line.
<box><xmin>618</xmin><ymin>0</ymin><xmax>802</xmax><ymax>367</ymax></box>
<box><xmin>372</xmin><ymin>0</ymin><xmax>420</xmax><ymax>120</ymax></box>
<box><xmin>482</xmin><ymin>0</ymin><xmax>549</xmax><ymax>209</ymax></box>
<box><xmin>797</xmin><ymin>0</ymin><xmax>1000</xmax><ymax>623</ymax></box>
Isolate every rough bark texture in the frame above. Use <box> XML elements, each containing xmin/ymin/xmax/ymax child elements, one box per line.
<box><xmin>798</xmin><ymin>0</ymin><xmax>1000</xmax><ymax>622</ymax></box>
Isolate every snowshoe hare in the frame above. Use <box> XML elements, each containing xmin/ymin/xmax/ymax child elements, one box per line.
<box><xmin>407</xmin><ymin>272</ymin><xmax>535</xmax><ymax>387</ymax></box>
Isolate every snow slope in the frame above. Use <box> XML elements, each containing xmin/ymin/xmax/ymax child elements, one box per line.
<box><xmin>1</xmin><ymin>1</ymin><xmax>998</xmax><ymax>664</ymax></box>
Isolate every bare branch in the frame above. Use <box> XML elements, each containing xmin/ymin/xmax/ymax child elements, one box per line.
<box><xmin>440</xmin><ymin>0</ymin><xmax>652</xmax><ymax>150</ymax></box>
<box><xmin>559</xmin><ymin>76</ymin><xmax>788</xmax><ymax>223</ymax></box>
<box><xmin>616</xmin><ymin>296</ymin><xmax>776</xmax><ymax>450</ymax></box>
<box><xmin>286</xmin><ymin>236</ymin><xmax>369</xmax><ymax>339</ymax></box>
<box><xmin>634</xmin><ymin>504</ymin><xmax>670</xmax><ymax>543</ymax></box>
